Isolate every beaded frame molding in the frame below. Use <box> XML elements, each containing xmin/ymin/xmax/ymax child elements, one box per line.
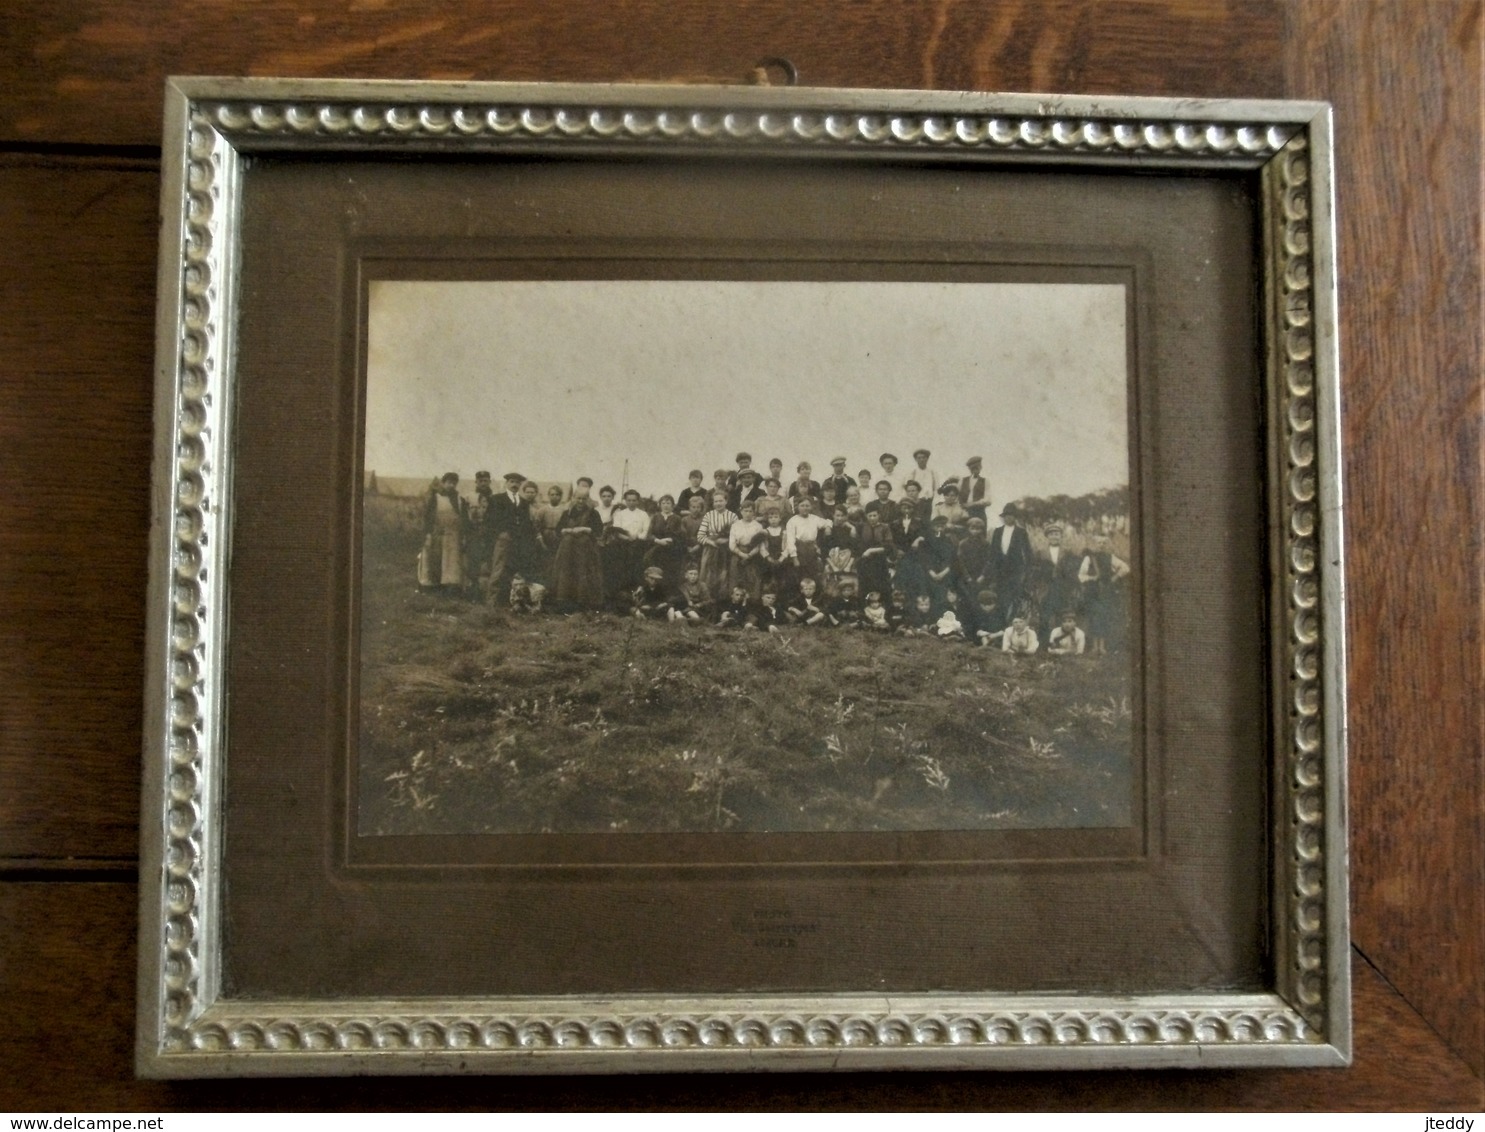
<box><xmin>138</xmin><ymin>78</ymin><xmax>1347</xmax><ymax>1075</ymax></box>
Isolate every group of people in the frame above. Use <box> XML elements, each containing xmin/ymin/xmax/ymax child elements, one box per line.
<box><xmin>413</xmin><ymin>449</ymin><xmax>1130</xmax><ymax>654</ymax></box>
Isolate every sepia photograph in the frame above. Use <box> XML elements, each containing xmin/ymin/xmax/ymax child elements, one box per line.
<box><xmin>358</xmin><ymin>278</ymin><xmax>1135</xmax><ymax>836</ymax></box>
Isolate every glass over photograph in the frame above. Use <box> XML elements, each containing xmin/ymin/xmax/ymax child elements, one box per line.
<box><xmin>358</xmin><ymin>279</ymin><xmax>1134</xmax><ymax>836</ymax></box>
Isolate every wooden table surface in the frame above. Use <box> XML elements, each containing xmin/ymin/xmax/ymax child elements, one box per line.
<box><xmin>1</xmin><ymin>0</ymin><xmax>1480</xmax><ymax>1110</ymax></box>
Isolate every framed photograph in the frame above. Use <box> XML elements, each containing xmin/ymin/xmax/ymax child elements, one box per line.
<box><xmin>138</xmin><ymin>78</ymin><xmax>1347</xmax><ymax>1074</ymax></box>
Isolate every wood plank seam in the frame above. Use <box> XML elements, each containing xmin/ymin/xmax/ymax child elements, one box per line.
<box><xmin>0</xmin><ymin>142</ymin><xmax>162</xmax><ymax>163</ymax></box>
<box><xmin>1352</xmin><ymin>942</ymin><xmax>1485</xmax><ymax>1089</ymax></box>
<box><xmin>0</xmin><ymin>861</ymin><xmax>139</xmax><ymax>882</ymax></box>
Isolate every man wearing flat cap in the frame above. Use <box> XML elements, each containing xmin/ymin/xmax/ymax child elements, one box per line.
<box><xmin>957</xmin><ymin>456</ymin><xmax>990</xmax><ymax>524</ymax></box>
<box><xmin>822</xmin><ymin>457</ymin><xmax>854</xmax><ymax>505</ymax></box>
<box><xmin>728</xmin><ymin>468</ymin><xmax>765</xmax><ymax>514</ymax></box>
<box><xmin>1033</xmin><ymin>519</ymin><xmax>1081</xmax><ymax>639</ymax></box>
<box><xmin>902</xmin><ymin>447</ymin><xmax>940</xmax><ymax>499</ymax></box>
<box><xmin>487</xmin><ymin>471</ymin><xmax>528</xmax><ymax>602</ymax></box>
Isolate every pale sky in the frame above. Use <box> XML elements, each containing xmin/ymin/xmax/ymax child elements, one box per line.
<box><xmin>365</xmin><ymin>280</ymin><xmax>1128</xmax><ymax>507</ymax></box>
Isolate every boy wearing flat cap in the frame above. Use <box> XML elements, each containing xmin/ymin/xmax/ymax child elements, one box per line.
<box><xmin>1034</xmin><ymin>519</ymin><xmax>1081</xmax><ymax>640</ymax></box>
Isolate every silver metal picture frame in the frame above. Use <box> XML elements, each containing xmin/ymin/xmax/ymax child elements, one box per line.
<box><xmin>138</xmin><ymin>77</ymin><xmax>1347</xmax><ymax>1075</ymax></box>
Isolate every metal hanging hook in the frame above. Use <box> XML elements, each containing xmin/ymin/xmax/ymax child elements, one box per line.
<box><xmin>750</xmin><ymin>57</ymin><xmax>799</xmax><ymax>87</ymax></box>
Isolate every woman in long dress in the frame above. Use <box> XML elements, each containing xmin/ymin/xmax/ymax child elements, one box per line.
<box><xmin>551</xmin><ymin>478</ymin><xmax>605</xmax><ymax>610</ymax></box>
<box><xmin>606</xmin><ymin>488</ymin><xmax>652</xmax><ymax>600</ymax></box>
<box><xmin>697</xmin><ymin>490</ymin><xmax>739</xmax><ymax>601</ymax></box>
<box><xmin>417</xmin><ymin>472</ymin><xmax>467</xmax><ymax>593</ymax></box>
<box><xmin>857</xmin><ymin>505</ymin><xmax>895</xmax><ymax>601</ymax></box>
<box><xmin>922</xmin><ymin>515</ymin><xmax>958</xmax><ymax>607</ymax></box>
<box><xmin>679</xmin><ymin>494</ymin><xmax>707</xmax><ymax>579</ymax></box>
<box><xmin>1077</xmin><ymin>532</ymin><xmax>1131</xmax><ymax>655</ymax></box>
<box><xmin>644</xmin><ymin>494</ymin><xmax>687</xmax><ymax>585</ymax></box>
<box><xmin>728</xmin><ymin>501</ymin><xmax>767</xmax><ymax>600</ymax></box>
<box><xmin>822</xmin><ymin>509</ymin><xmax>861</xmax><ymax>598</ymax></box>
<box><xmin>513</xmin><ymin>479</ymin><xmax>548</xmax><ymax>588</ymax></box>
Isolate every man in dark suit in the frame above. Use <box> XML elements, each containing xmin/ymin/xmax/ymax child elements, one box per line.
<box><xmin>728</xmin><ymin>469</ymin><xmax>764</xmax><ymax>514</ymax></box>
<box><xmin>987</xmin><ymin>504</ymin><xmax>1033</xmax><ymax>614</ymax></box>
<box><xmin>1032</xmin><ymin>519</ymin><xmax>1081</xmax><ymax>639</ymax></box>
<box><xmin>487</xmin><ymin>471</ymin><xmax>528</xmax><ymax>601</ymax></box>
<box><xmin>822</xmin><ymin>457</ymin><xmax>854</xmax><ymax>504</ymax></box>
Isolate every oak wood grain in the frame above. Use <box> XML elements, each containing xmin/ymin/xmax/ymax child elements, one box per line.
<box><xmin>1283</xmin><ymin>0</ymin><xmax>1485</xmax><ymax>1077</ymax></box>
<box><xmin>1</xmin><ymin>882</ymin><xmax>1480</xmax><ymax>1110</ymax></box>
<box><xmin>0</xmin><ymin>158</ymin><xmax>158</xmax><ymax>863</ymax></box>
<box><xmin>0</xmin><ymin>0</ymin><xmax>1285</xmax><ymax>148</ymax></box>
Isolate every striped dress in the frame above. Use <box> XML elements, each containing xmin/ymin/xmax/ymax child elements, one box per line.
<box><xmin>697</xmin><ymin>508</ymin><xmax>739</xmax><ymax>600</ymax></box>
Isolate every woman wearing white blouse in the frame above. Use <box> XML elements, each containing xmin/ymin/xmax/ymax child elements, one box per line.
<box><xmin>727</xmin><ymin>501</ymin><xmax>766</xmax><ymax>599</ymax></box>
<box><xmin>606</xmin><ymin>489</ymin><xmax>652</xmax><ymax>596</ymax></box>
<box><xmin>783</xmin><ymin>496</ymin><xmax>833</xmax><ymax>585</ymax></box>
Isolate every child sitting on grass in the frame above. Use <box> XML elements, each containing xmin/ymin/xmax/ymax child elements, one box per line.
<box><xmin>786</xmin><ymin>576</ymin><xmax>829</xmax><ymax>626</ymax></box>
<box><xmin>828</xmin><ymin>577</ymin><xmax>864</xmax><ymax>628</ymax></box>
<box><xmin>508</xmin><ymin>574</ymin><xmax>545</xmax><ymax>614</ymax></box>
<box><xmin>1047</xmin><ymin>610</ymin><xmax>1087</xmax><ymax>655</ymax></box>
<box><xmin>675</xmin><ymin>566</ymin><xmax>712</xmax><ymax>625</ymax></box>
<box><xmin>754</xmin><ymin>588</ymin><xmax>787</xmax><ymax>632</ymax></box>
<box><xmin>898</xmin><ymin>593</ymin><xmax>936</xmax><ymax>636</ymax></box>
<box><xmin>970</xmin><ymin>589</ymin><xmax>1006</xmax><ymax>648</ymax></box>
<box><xmin>1002</xmin><ymin>613</ymin><xmax>1039</xmax><ymax>655</ymax></box>
<box><xmin>887</xmin><ymin>588</ymin><xmax>911</xmax><ymax>632</ymax></box>
<box><xmin>934</xmin><ymin>608</ymin><xmax>966</xmax><ymax>641</ymax></box>
<box><xmin>717</xmin><ymin>585</ymin><xmax>756</xmax><ymax>629</ymax></box>
<box><xmin>633</xmin><ymin>566</ymin><xmax>674</xmax><ymax>620</ymax></box>
<box><xmin>862</xmin><ymin>591</ymin><xmax>892</xmax><ymax>631</ymax></box>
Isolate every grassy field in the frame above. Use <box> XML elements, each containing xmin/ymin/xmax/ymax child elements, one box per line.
<box><xmin>358</xmin><ymin>499</ymin><xmax>1133</xmax><ymax>835</ymax></box>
